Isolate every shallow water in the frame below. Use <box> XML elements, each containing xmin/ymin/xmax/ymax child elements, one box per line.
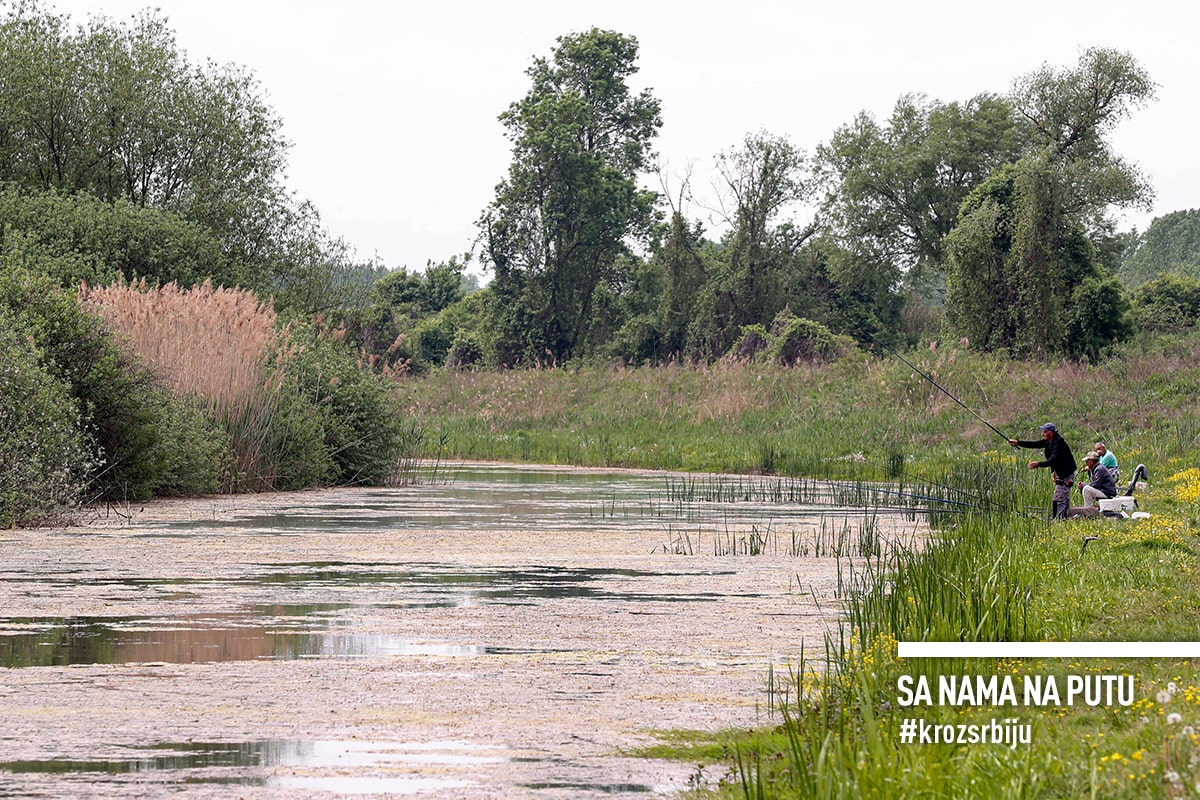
<box><xmin>0</xmin><ymin>463</ymin><xmax>923</xmax><ymax>798</ymax></box>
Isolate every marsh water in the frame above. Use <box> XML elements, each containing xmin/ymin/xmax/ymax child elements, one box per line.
<box><xmin>0</xmin><ymin>463</ymin><xmax>924</xmax><ymax>798</ymax></box>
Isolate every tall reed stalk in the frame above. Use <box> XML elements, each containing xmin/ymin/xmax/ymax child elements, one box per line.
<box><xmin>80</xmin><ymin>278</ymin><xmax>289</xmax><ymax>491</ymax></box>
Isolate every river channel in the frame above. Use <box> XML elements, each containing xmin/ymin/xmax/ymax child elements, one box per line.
<box><xmin>0</xmin><ymin>463</ymin><xmax>925</xmax><ymax>799</ymax></box>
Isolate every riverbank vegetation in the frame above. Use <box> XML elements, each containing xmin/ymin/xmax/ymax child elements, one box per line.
<box><xmin>2</xmin><ymin>7</ymin><xmax>1200</xmax><ymax>796</ymax></box>
<box><xmin>631</xmin><ymin>465</ymin><xmax>1200</xmax><ymax>800</ymax></box>
<box><xmin>6</xmin><ymin>4</ymin><xmax>1200</xmax><ymax>526</ymax></box>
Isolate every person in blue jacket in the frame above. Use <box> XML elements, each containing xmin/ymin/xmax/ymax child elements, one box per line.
<box><xmin>1008</xmin><ymin>423</ymin><xmax>1078</xmax><ymax>519</ymax></box>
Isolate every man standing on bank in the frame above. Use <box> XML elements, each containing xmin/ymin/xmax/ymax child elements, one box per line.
<box><xmin>1008</xmin><ymin>423</ymin><xmax>1078</xmax><ymax>519</ymax></box>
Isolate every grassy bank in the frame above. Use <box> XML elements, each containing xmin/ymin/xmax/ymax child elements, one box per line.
<box><xmin>394</xmin><ymin>336</ymin><xmax>1200</xmax><ymax>481</ymax></box>
<box><xmin>656</xmin><ymin>471</ymin><xmax>1200</xmax><ymax>800</ymax></box>
<box><xmin>394</xmin><ymin>334</ymin><xmax>1200</xmax><ymax>799</ymax></box>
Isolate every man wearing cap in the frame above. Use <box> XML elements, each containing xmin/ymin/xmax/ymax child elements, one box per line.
<box><xmin>1008</xmin><ymin>423</ymin><xmax>1078</xmax><ymax>519</ymax></box>
<box><xmin>1080</xmin><ymin>450</ymin><xmax>1118</xmax><ymax>509</ymax></box>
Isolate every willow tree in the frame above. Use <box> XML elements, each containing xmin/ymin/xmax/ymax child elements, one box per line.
<box><xmin>478</xmin><ymin>29</ymin><xmax>662</xmax><ymax>366</ymax></box>
<box><xmin>945</xmin><ymin>48</ymin><xmax>1152</xmax><ymax>357</ymax></box>
<box><xmin>0</xmin><ymin>3</ymin><xmax>292</xmax><ymax>265</ymax></box>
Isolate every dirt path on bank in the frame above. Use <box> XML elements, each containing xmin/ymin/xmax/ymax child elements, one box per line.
<box><xmin>0</xmin><ymin>470</ymin><xmax>924</xmax><ymax>798</ymax></box>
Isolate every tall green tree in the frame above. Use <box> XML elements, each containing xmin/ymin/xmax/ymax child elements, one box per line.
<box><xmin>0</xmin><ymin>2</ymin><xmax>332</xmax><ymax>296</ymax></box>
<box><xmin>687</xmin><ymin>131</ymin><xmax>816</xmax><ymax>359</ymax></box>
<box><xmin>945</xmin><ymin>48</ymin><xmax>1152</xmax><ymax>357</ymax></box>
<box><xmin>478</xmin><ymin>28</ymin><xmax>662</xmax><ymax>366</ymax></box>
<box><xmin>816</xmin><ymin>93</ymin><xmax>1022</xmax><ymax>290</ymax></box>
<box><xmin>1012</xmin><ymin>46</ymin><xmax>1155</xmax><ymax>227</ymax></box>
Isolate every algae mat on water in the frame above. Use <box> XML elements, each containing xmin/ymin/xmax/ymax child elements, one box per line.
<box><xmin>0</xmin><ymin>463</ymin><xmax>925</xmax><ymax>798</ymax></box>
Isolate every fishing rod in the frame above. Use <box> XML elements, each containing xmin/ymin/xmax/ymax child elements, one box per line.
<box><xmin>874</xmin><ymin>340</ymin><xmax>1011</xmax><ymax>443</ymax></box>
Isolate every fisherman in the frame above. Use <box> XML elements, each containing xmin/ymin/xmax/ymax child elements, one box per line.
<box><xmin>1008</xmin><ymin>423</ymin><xmax>1078</xmax><ymax>519</ymax></box>
<box><xmin>1094</xmin><ymin>442</ymin><xmax>1119</xmax><ymax>485</ymax></box>
<box><xmin>1080</xmin><ymin>450</ymin><xmax>1118</xmax><ymax>509</ymax></box>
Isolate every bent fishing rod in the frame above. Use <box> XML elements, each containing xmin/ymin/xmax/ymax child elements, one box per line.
<box><xmin>872</xmin><ymin>339</ymin><xmax>1011</xmax><ymax>443</ymax></box>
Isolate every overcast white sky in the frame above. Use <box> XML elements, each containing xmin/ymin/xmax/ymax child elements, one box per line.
<box><xmin>45</xmin><ymin>0</ymin><xmax>1200</xmax><ymax>274</ymax></box>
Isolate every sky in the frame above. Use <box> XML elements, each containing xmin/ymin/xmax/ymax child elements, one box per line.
<box><xmin>43</xmin><ymin>0</ymin><xmax>1200</xmax><ymax>275</ymax></box>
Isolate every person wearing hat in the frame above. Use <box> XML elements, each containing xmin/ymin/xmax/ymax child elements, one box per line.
<box><xmin>1080</xmin><ymin>450</ymin><xmax>1118</xmax><ymax>509</ymax></box>
<box><xmin>1008</xmin><ymin>423</ymin><xmax>1078</xmax><ymax>519</ymax></box>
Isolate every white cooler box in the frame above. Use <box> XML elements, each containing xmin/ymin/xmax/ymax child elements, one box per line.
<box><xmin>1097</xmin><ymin>496</ymin><xmax>1137</xmax><ymax>515</ymax></box>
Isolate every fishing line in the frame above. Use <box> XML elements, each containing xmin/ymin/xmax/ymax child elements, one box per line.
<box><xmin>872</xmin><ymin>339</ymin><xmax>1010</xmax><ymax>443</ymax></box>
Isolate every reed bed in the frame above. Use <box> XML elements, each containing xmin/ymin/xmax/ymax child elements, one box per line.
<box><xmin>80</xmin><ymin>278</ymin><xmax>278</xmax><ymax>405</ymax></box>
<box><xmin>79</xmin><ymin>279</ymin><xmax>288</xmax><ymax>491</ymax></box>
<box><xmin>674</xmin><ymin>470</ymin><xmax>1200</xmax><ymax>799</ymax></box>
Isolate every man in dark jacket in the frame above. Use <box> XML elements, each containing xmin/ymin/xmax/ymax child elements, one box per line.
<box><xmin>1008</xmin><ymin>423</ymin><xmax>1077</xmax><ymax>519</ymax></box>
<box><xmin>1080</xmin><ymin>451</ymin><xmax>1118</xmax><ymax>509</ymax></box>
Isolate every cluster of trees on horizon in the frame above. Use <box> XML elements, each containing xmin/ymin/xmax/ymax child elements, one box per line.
<box><xmin>3</xmin><ymin>2</ymin><xmax>1200</xmax><ymax>377</ymax></box>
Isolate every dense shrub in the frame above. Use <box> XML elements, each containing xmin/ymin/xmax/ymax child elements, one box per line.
<box><xmin>140</xmin><ymin>391</ymin><xmax>230</xmax><ymax>497</ymax></box>
<box><xmin>771</xmin><ymin>317</ymin><xmax>856</xmax><ymax>365</ymax></box>
<box><xmin>447</xmin><ymin>331</ymin><xmax>485</xmax><ymax>370</ymax></box>
<box><xmin>728</xmin><ymin>324</ymin><xmax>770</xmax><ymax>361</ymax></box>
<box><xmin>0</xmin><ymin>310</ymin><xmax>91</xmax><ymax>525</ymax></box>
<box><xmin>0</xmin><ymin>262</ymin><xmax>177</xmax><ymax>501</ymax></box>
<box><xmin>1063</xmin><ymin>275</ymin><xmax>1134</xmax><ymax>359</ymax></box>
<box><xmin>0</xmin><ymin>186</ymin><xmax>237</xmax><ymax>288</ymax></box>
<box><xmin>1131</xmin><ymin>273</ymin><xmax>1200</xmax><ymax>332</ymax></box>
<box><xmin>283</xmin><ymin>324</ymin><xmax>406</xmax><ymax>485</ymax></box>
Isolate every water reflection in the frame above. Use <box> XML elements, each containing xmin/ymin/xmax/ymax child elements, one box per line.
<box><xmin>0</xmin><ymin>616</ymin><xmax>563</xmax><ymax>667</ymax></box>
<box><xmin>142</xmin><ymin>462</ymin><xmax>901</xmax><ymax>536</ymax></box>
<box><xmin>0</xmin><ymin>560</ymin><xmax>745</xmax><ymax>667</ymax></box>
<box><xmin>0</xmin><ymin>739</ymin><xmax>499</xmax><ymax>794</ymax></box>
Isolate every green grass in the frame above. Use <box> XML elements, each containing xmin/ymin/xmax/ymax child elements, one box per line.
<box><xmin>393</xmin><ymin>338</ymin><xmax>1200</xmax><ymax>481</ymax></box>
<box><xmin>393</xmin><ymin>333</ymin><xmax>1200</xmax><ymax>799</ymax></box>
<box><xmin>655</xmin><ymin>480</ymin><xmax>1200</xmax><ymax>800</ymax></box>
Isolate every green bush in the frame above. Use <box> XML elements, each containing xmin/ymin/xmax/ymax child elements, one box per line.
<box><xmin>413</xmin><ymin>316</ymin><xmax>454</xmax><ymax>367</ymax></box>
<box><xmin>143</xmin><ymin>393</ymin><xmax>230</xmax><ymax>496</ymax></box>
<box><xmin>283</xmin><ymin>325</ymin><xmax>405</xmax><ymax>485</ymax></box>
<box><xmin>770</xmin><ymin>316</ymin><xmax>855</xmax><ymax>365</ymax></box>
<box><xmin>0</xmin><ymin>261</ymin><xmax>170</xmax><ymax>501</ymax></box>
<box><xmin>0</xmin><ymin>186</ymin><xmax>237</xmax><ymax>289</ymax></box>
<box><xmin>447</xmin><ymin>331</ymin><xmax>485</xmax><ymax>370</ymax></box>
<box><xmin>727</xmin><ymin>324</ymin><xmax>770</xmax><ymax>361</ymax></box>
<box><xmin>1064</xmin><ymin>274</ymin><xmax>1134</xmax><ymax>359</ymax></box>
<box><xmin>1131</xmin><ymin>273</ymin><xmax>1200</xmax><ymax>332</ymax></box>
<box><xmin>0</xmin><ymin>310</ymin><xmax>91</xmax><ymax>526</ymax></box>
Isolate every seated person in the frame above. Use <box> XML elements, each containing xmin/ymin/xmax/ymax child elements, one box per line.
<box><xmin>1094</xmin><ymin>442</ymin><xmax>1119</xmax><ymax>486</ymax></box>
<box><xmin>1081</xmin><ymin>451</ymin><xmax>1117</xmax><ymax>509</ymax></box>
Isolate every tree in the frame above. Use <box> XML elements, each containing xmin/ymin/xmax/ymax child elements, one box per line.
<box><xmin>1119</xmin><ymin>209</ymin><xmax>1200</xmax><ymax>288</ymax></box>
<box><xmin>816</xmin><ymin>93</ymin><xmax>1022</xmax><ymax>288</ymax></box>
<box><xmin>715</xmin><ymin>130</ymin><xmax>812</xmax><ymax>325</ymax></box>
<box><xmin>686</xmin><ymin>131</ymin><xmax>816</xmax><ymax>359</ymax></box>
<box><xmin>478</xmin><ymin>28</ymin><xmax>662</xmax><ymax>366</ymax></box>
<box><xmin>0</xmin><ymin>2</ymin><xmax>320</xmax><ymax>289</ymax></box>
<box><xmin>1012</xmin><ymin>46</ymin><xmax>1155</xmax><ymax>227</ymax></box>
<box><xmin>944</xmin><ymin>49</ymin><xmax>1151</xmax><ymax>356</ymax></box>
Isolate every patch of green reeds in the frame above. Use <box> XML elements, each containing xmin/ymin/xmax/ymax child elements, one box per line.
<box><xmin>388</xmin><ymin>423</ymin><xmax>449</xmax><ymax>485</ymax></box>
<box><xmin>660</xmin><ymin>515</ymin><xmax>901</xmax><ymax>559</ymax></box>
<box><xmin>690</xmin><ymin>470</ymin><xmax>1200</xmax><ymax>799</ymax></box>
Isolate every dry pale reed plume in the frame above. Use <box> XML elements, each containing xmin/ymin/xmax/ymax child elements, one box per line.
<box><xmin>79</xmin><ymin>278</ymin><xmax>285</xmax><ymax>490</ymax></box>
<box><xmin>79</xmin><ymin>277</ymin><xmax>278</xmax><ymax>406</ymax></box>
